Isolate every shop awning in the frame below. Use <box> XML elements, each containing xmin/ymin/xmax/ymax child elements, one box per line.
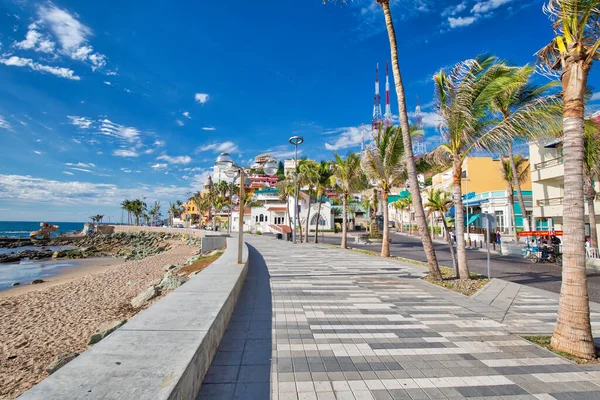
<box><xmin>465</xmin><ymin>214</ymin><xmax>480</xmax><ymax>226</ymax></box>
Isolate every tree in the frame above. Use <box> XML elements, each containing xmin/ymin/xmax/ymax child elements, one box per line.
<box><xmin>313</xmin><ymin>161</ymin><xmax>334</xmax><ymax>243</ymax></box>
<box><xmin>584</xmin><ymin>120</ymin><xmax>600</xmax><ymax>248</ymax></box>
<box><xmin>277</xmin><ymin>177</ymin><xmax>295</xmax><ymax>233</ymax></box>
<box><xmin>298</xmin><ymin>159</ymin><xmax>320</xmax><ymax>243</ymax></box>
<box><xmin>432</xmin><ymin>55</ymin><xmax>514</xmax><ymax>280</ymax></box>
<box><xmin>149</xmin><ymin>201</ymin><xmax>161</xmax><ymax>226</ymax></box>
<box><xmin>276</xmin><ymin>160</ymin><xmax>285</xmax><ymax>181</ymax></box>
<box><xmin>121</xmin><ymin>199</ymin><xmax>132</xmax><ymax>225</ymax></box>
<box><xmin>490</xmin><ymin>65</ymin><xmax>562</xmax><ymax>234</ymax></box>
<box><xmin>168</xmin><ymin>201</ymin><xmax>182</xmax><ymax>226</ymax></box>
<box><xmin>348</xmin><ymin>202</ymin><xmax>360</xmax><ymax>231</ymax></box>
<box><xmin>130</xmin><ymin>199</ymin><xmax>147</xmax><ymax>226</ymax></box>
<box><xmin>536</xmin><ymin>0</ymin><xmax>600</xmax><ymax>359</ymax></box>
<box><xmin>499</xmin><ymin>156</ymin><xmax>530</xmax><ymax>240</ymax></box>
<box><xmin>332</xmin><ymin>153</ymin><xmax>364</xmax><ymax>249</ymax></box>
<box><xmin>425</xmin><ymin>188</ymin><xmax>458</xmax><ymax>276</ymax></box>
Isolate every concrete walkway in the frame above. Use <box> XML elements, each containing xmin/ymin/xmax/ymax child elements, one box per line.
<box><xmin>197</xmin><ymin>236</ymin><xmax>600</xmax><ymax>400</ymax></box>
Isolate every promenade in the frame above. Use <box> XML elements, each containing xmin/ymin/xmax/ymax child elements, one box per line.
<box><xmin>197</xmin><ymin>236</ymin><xmax>600</xmax><ymax>400</ymax></box>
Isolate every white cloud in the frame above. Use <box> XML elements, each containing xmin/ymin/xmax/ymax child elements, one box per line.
<box><xmin>263</xmin><ymin>146</ymin><xmax>303</xmax><ymax>160</ymax></box>
<box><xmin>156</xmin><ymin>154</ymin><xmax>192</xmax><ymax>165</ymax></box>
<box><xmin>69</xmin><ymin>167</ymin><xmax>94</xmax><ymax>173</ymax></box>
<box><xmin>195</xmin><ymin>93</ymin><xmax>209</xmax><ymax>104</ymax></box>
<box><xmin>106</xmin><ymin>70</ymin><xmax>117</xmax><ymax>76</ymax></box>
<box><xmin>62</xmin><ymin>171</ymin><xmax>74</xmax><ymax>176</ymax></box>
<box><xmin>143</xmin><ymin>149</ymin><xmax>154</xmax><ymax>155</ymax></box>
<box><xmin>34</xmin><ymin>150</ymin><xmax>42</xmax><ymax>155</ymax></box>
<box><xmin>442</xmin><ymin>2</ymin><xmax>467</xmax><ymax>16</ymax></box>
<box><xmin>113</xmin><ymin>149</ymin><xmax>138</xmax><ymax>157</ymax></box>
<box><xmin>153</xmin><ymin>140</ymin><xmax>165</xmax><ymax>147</ymax></box>
<box><xmin>472</xmin><ymin>0</ymin><xmax>514</xmax><ymax>13</ymax></box>
<box><xmin>591</xmin><ymin>92</ymin><xmax>600</xmax><ymax>101</ymax></box>
<box><xmin>67</xmin><ymin>115</ymin><xmax>92</xmax><ymax>129</ymax></box>
<box><xmin>99</xmin><ymin>119</ymin><xmax>140</xmax><ymax>143</ymax></box>
<box><xmin>14</xmin><ymin>28</ymin><xmax>55</xmax><ymax>53</ymax></box>
<box><xmin>124</xmin><ymin>88</ymin><xmax>131</xmax><ymax>93</ymax></box>
<box><xmin>196</xmin><ymin>141</ymin><xmax>238</xmax><ymax>153</ymax></box>
<box><xmin>120</xmin><ymin>168</ymin><xmax>132</xmax><ymax>173</ymax></box>
<box><xmin>66</xmin><ymin>162</ymin><xmax>96</xmax><ymax>168</ymax></box>
<box><xmin>176</xmin><ymin>119</ymin><xmax>184</xmax><ymax>126</ymax></box>
<box><xmin>0</xmin><ymin>56</ymin><xmax>80</xmax><ymax>80</ymax></box>
<box><xmin>152</xmin><ymin>163</ymin><xmax>168</xmax><ymax>170</ymax></box>
<box><xmin>202</xmin><ymin>127</ymin><xmax>216</xmax><ymax>131</ymax></box>
<box><xmin>103</xmin><ymin>81</ymin><xmax>112</xmax><ymax>86</ymax></box>
<box><xmin>0</xmin><ymin>116</ymin><xmax>10</xmax><ymax>130</ymax></box>
<box><xmin>409</xmin><ymin>111</ymin><xmax>443</xmax><ymax>128</ymax></box>
<box><xmin>182</xmin><ymin>111</ymin><xmax>191</xmax><ymax>119</ymax></box>
<box><xmin>37</xmin><ymin>5</ymin><xmax>106</xmax><ymax>70</ymax></box>
<box><xmin>324</xmin><ymin>126</ymin><xmax>369</xmax><ymax>151</ymax></box>
<box><xmin>448</xmin><ymin>16</ymin><xmax>477</xmax><ymax>28</ymax></box>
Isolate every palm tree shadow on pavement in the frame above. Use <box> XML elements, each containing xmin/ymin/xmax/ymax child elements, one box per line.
<box><xmin>196</xmin><ymin>244</ymin><xmax>272</xmax><ymax>400</ymax></box>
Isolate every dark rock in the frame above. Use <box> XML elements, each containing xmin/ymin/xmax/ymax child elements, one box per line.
<box><xmin>87</xmin><ymin>320</ymin><xmax>127</xmax><ymax>345</ymax></box>
<box><xmin>11</xmin><ymin>282</ymin><xmax>20</xmax><ymax>286</ymax></box>
<box><xmin>31</xmin><ymin>279</ymin><xmax>45</xmax><ymax>284</ymax></box>
<box><xmin>45</xmin><ymin>352</ymin><xmax>79</xmax><ymax>374</ymax></box>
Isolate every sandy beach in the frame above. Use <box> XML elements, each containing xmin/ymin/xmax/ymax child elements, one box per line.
<box><xmin>0</xmin><ymin>243</ymin><xmax>197</xmax><ymax>399</ymax></box>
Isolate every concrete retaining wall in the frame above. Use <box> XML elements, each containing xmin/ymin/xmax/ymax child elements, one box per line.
<box><xmin>109</xmin><ymin>225</ymin><xmax>211</xmax><ymax>238</ymax></box>
<box><xmin>21</xmin><ymin>237</ymin><xmax>249</xmax><ymax>400</ymax></box>
<box><xmin>201</xmin><ymin>235</ymin><xmax>228</xmax><ymax>254</ymax></box>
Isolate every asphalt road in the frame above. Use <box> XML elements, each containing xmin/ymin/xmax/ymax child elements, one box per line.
<box><xmin>315</xmin><ymin>231</ymin><xmax>600</xmax><ymax>303</ymax></box>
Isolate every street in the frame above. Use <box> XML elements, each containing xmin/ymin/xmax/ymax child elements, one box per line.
<box><xmin>316</xmin><ymin>231</ymin><xmax>600</xmax><ymax>303</ymax></box>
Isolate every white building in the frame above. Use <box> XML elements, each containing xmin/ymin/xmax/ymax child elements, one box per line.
<box><xmin>530</xmin><ymin>139</ymin><xmax>600</xmax><ymax>237</ymax></box>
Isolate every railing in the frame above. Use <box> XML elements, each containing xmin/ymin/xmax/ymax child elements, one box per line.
<box><xmin>536</xmin><ymin>197</ymin><xmax>563</xmax><ymax>207</ymax></box>
<box><xmin>587</xmin><ymin>248</ymin><xmax>600</xmax><ymax>260</ymax></box>
<box><xmin>534</xmin><ymin>156</ymin><xmax>563</xmax><ymax>170</ymax></box>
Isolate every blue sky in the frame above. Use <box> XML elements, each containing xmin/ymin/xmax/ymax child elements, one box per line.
<box><xmin>0</xmin><ymin>0</ymin><xmax>598</xmax><ymax>222</ymax></box>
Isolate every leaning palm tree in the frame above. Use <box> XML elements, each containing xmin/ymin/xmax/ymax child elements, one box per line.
<box><xmin>332</xmin><ymin>153</ymin><xmax>364</xmax><ymax>249</ymax></box>
<box><xmin>431</xmin><ymin>55</ymin><xmax>515</xmax><ymax>280</ymax></box>
<box><xmin>425</xmin><ymin>188</ymin><xmax>457</xmax><ymax>275</ymax></box>
<box><xmin>298</xmin><ymin>159</ymin><xmax>320</xmax><ymax>243</ymax></box>
<box><xmin>499</xmin><ymin>156</ymin><xmax>530</xmax><ymax>241</ymax></box>
<box><xmin>584</xmin><ymin>120</ymin><xmax>600</xmax><ymax>248</ymax></box>
<box><xmin>323</xmin><ymin>0</ymin><xmax>440</xmax><ymax>278</ymax></box>
<box><xmin>536</xmin><ymin>0</ymin><xmax>600</xmax><ymax>360</ymax></box>
<box><xmin>314</xmin><ymin>161</ymin><xmax>334</xmax><ymax>243</ymax></box>
<box><xmin>490</xmin><ymin>65</ymin><xmax>562</xmax><ymax>233</ymax></box>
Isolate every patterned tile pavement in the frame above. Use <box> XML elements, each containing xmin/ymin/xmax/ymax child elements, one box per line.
<box><xmin>197</xmin><ymin>236</ymin><xmax>600</xmax><ymax>400</ymax></box>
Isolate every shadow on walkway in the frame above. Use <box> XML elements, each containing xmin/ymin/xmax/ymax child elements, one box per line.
<box><xmin>196</xmin><ymin>244</ymin><xmax>272</xmax><ymax>400</ymax></box>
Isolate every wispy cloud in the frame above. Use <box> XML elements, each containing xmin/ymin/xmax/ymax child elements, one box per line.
<box><xmin>103</xmin><ymin>81</ymin><xmax>112</xmax><ymax>86</ymax></box>
<box><xmin>66</xmin><ymin>162</ymin><xmax>96</xmax><ymax>168</ymax></box>
<box><xmin>99</xmin><ymin>119</ymin><xmax>140</xmax><ymax>144</ymax></box>
<box><xmin>324</xmin><ymin>126</ymin><xmax>369</xmax><ymax>151</ymax></box>
<box><xmin>195</xmin><ymin>93</ymin><xmax>209</xmax><ymax>104</ymax></box>
<box><xmin>472</xmin><ymin>0</ymin><xmax>515</xmax><ymax>14</ymax></box>
<box><xmin>156</xmin><ymin>154</ymin><xmax>191</xmax><ymax>164</ymax></box>
<box><xmin>182</xmin><ymin>111</ymin><xmax>191</xmax><ymax>119</ymax></box>
<box><xmin>62</xmin><ymin>171</ymin><xmax>74</xmax><ymax>176</ymax></box>
<box><xmin>196</xmin><ymin>141</ymin><xmax>238</xmax><ymax>153</ymax></box>
<box><xmin>14</xmin><ymin>25</ymin><xmax>55</xmax><ymax>53</ymax></box>
<box><xmin>153</xmin><ymin>140</ymin><xmax>165</xmax><ymax>147</ymax></box>
<box><xmin>442</xmin><ymin>2</ymin><xmax>467</xmax><ymax>17</ymax></box>
<box><xmin>0</xmin><ymin>116</ymin><xmax>11</xmax><ymax>130</ymax></box>
<box><xmin>262</xmin><ymin>145</ymin><xmax>303</xmax><ymax>160</ymax></box>
<box><xmin>448</xmin><ymin>16</ymin><xmax>476</xmax><ymax>28</ymax></box>
<box><xmin>113</xmin><ymin>149</ymin><xmax>138</xmax><ymax>157</ymax></box>
<box><xmin>67</xmin><ymin>115</ymin><xmax>92</xmax><ymax>129</ymax></box>
<box><xmin>0</xmin><ymin>56</ymin><xmax>80</xmax><ymax>80</ymax></box>
<box><xmin>176</xmin><ymin>120</ymin><xmax>184</xmax><ymax>127</ymax></box>
<box><xmin>152</xmin><ymin>163</ymin><xmax>168</xmax><ymax>170</ymax></box>
<box><xmin>202</xmin><ymin>127</ymin><xmax>215</xmax><ymax>131</ymax></box>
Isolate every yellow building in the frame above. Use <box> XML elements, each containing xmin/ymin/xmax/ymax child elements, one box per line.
<box><xmin>431</xmin><ymin>156</ymin><xmax>532</xmax><ymax>194</ymax></box>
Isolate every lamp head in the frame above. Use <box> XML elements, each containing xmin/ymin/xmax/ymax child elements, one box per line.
<box><xmin>263</xmin><ymin>159</ymin><xmax>278</xmax><ymax>176</ymax></box>
<box><xmin>215</xmin><ymin>152</ymin><xmax>234</xmax><ymax>169</ymax></box>
<box><xmin>289</xmin><ymin>136</ymin><xmax>304</xmax><ymax>146</ymax></box>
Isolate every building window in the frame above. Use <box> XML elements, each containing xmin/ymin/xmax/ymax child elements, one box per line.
<box><xmin>259</xmin><ymin>214</ymin><xmax>264</xmax><ymax>222</ymax></box>
<box><xmin>255</xmin><ymin>216</ymin><xmax>259</xmax><ymax>223</ymax></box>
<box><xmin>310</xmin><ymin>214</ymin><xmax>326</xmax><ymax>226</ymax></box>
<box><xmin>495</xmin><ymin>211</ymin><xmax>504</xmax><ymax>230</ymax></box>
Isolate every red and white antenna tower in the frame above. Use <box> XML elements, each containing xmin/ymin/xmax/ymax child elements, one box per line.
<box><xmin>372</xmin><ymin>63</ymin><xmax>383</xmax><ymax>132</ymax></box>
<box><xmin>384</xmin><ymin>61</ymin><xmax>392</xmax><ymax>127</ymax></box>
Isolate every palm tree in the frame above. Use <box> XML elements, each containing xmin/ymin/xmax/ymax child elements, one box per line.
<box><xmin>168</xmin><ymin>201</ymin><xmax>182</xmax><ymax>226</ymax></box>
<box><xmin>120</xmin><ymin>199</ymin><xmax>132</xmax><ymax>225</ymax></box>
<box><xmin>313</xmin><ymin>161</ymin><xmax>334</xmax><ymax>243</ymax></box>
<box><xmin>277</xmin><ymin>178</ymin><xmax>295</xmax><ymax>232</ymax></box>
<box><xmin>149</xmin><ymin>201</ymin><xmax>161</xmax><ymax>226</ymax></box>
<box><xmin>298</xmin><ymin>159</ymin><xmax>319</xmax><ymax>243</ymax></box>
<box><xmin>347</xmin><ymin>202</ymin><xmax>360</xmax><ymax>231</ymax></box>
<box><xmin>130</xmin><ymin>199</ymin><xmax>147</xmax><ymax>226</ymax></box>
<box><xmin>425</xmin><ymin>188</ymin><xmax>458</xmax><ymax>275</ymax></box>
<box><xmin>400</xmin><ymin>195</ymin><xmax>412</xmax><ymax>233</ymax></box>
<box><xmin>536</xmin><ymin>0</ymin><xmax>600</xmax><ymax>360</ymax></box>
<box><xmin>490</xmin><ymin>65</ymin><xmax>562</xmax><ymax>233</ymax></box>
<box><xmin>432</xmin><ymin>55</ymin><xmax>515</xmax><ymax>280</ymax></box>
<box><xmin>499</xmin><ymin>156</ymin><xmax>530</xmax><ymax>241</ymax></box>
<box><xmin>332</xmin><ymin>153</ymin><xmax>364</xmax><ymax>249</ymax></box>
<box><xmin>584</xmin><ymin>120</ymin><xmax>600</xmax><ymax>248</ymax></box>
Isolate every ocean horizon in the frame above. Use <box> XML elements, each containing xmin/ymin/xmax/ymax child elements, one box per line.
<box><xmin>0</xmin><ymin>221</ymin><xmax>85</xmax><ymax>238</ymax></box>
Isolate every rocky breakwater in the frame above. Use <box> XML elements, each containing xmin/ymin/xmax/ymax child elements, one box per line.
<box><xmin>0</xmin><ymin>232</ymin><xmax>203</xmax><ymax>263</ymax></box>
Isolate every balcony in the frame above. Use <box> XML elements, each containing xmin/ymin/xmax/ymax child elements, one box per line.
<box><xmin>534</xmin><ymin>197</ymin><xmax>563</xmax><ymax>218</ymax></box>
<box><xmin>532</xmin><ymin>156</ymin><xmax>564</xmax><ymax>182</ymax></box>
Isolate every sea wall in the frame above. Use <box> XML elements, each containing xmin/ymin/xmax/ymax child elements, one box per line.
<box><xmin>20</xmin><ymin>236</ymin><xmax>249</xmax><ymax>400</ymax></box>
<box><xmin>109</xmin><ymin>225</ymin><xmax>210</xmax><ymax>237</ymax></box>
<box><xmin>201</xmin><ymin>235</ymin><xmax>228</xmax><ymax>254</ymax></box>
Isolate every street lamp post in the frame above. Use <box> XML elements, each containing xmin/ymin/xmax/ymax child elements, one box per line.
<box><xmin>289</xmin><ymin>136</ymin><xmax>304</xmax><ymax>244</ymax></box>
<box><xmin>215</xmin><ymin>152</ymin><xmax>278</xmax><ymax>263</ymax></box>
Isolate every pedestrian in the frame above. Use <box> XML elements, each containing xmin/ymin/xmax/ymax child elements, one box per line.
<box><xmin>496</xmin><ymin>231</ymin><xmax>501</xmax><ymax>244</ymax></box>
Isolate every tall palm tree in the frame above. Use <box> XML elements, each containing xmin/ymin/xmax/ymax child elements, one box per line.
<box><xmin>432</xmin><ymin>55</ymin><xmax>515</xmax><ymax>280</ymax></box>
<box><xmin>277</xmin><ymin>178</ymin><xmax>295</xmax><ymax>232</ymax></box>
<box><xmin>149</xmin><ymin>201</ymin><xmax>161</xmax><ymax>226</ymax></box>
<box><xmin>584</xmin><ymin>120</ymin><xmax>600</xmax><ymax>248</ymax></box>
<box><xmin>490</xmin><ymin>65</ymin><xmax>562</xmax><ymax>233</ymax></box>
<box><xmin>314</xmin><ymin>161</ymin><xmax>334</xmax><ymax>243</ymax></box>
<box><xmin>332</xmin><ymin>153</ymin><xmax>364</xmax><ymax>249</ymax></box>
<box><xmin>120</xmin><ymin>199</ymin><xmax>132</xmax><ymax>225</ymax></box>
<box><xmin>536</xmin><ymin>0</ymin><xmax>600</xmax><ymax>360</ymax></box>
<box><xmin>129</xmin><ymin>199</ymin><xmax>146</xmax><ymax>226</ymax></box>
<box><xmin>425</xmin><ymin>188</ymin><xmax>458</xmax><ymax>275</ymax></box>
<box><xmin>499</xmin><ymin>156</ymin><xmax>530</xmax><ymax>240</ymax></box>
<box><xmin>348</xmin><ymin>202</ymin><xmax>360</xmax><ymax>231</ymax></box>
<box><xmin>298</xmin><ymin>159</ymin><xmax>320</xmax><ymax>243</ymax></box>
<box><xmin>168</xmin><ymin>202</ymin><xmax>182</xmax><ymax>226</ymax></box>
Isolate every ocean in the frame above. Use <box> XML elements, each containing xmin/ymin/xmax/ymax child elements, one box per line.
<box><xmin>0</xmin><ymin>221</ymin><xmax>85</xmax><ymax>238</ymax></box>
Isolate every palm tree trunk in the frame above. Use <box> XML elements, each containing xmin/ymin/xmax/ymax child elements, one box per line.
<box><xmin>400</xmin><ymin>210</ymin><xmax>404</xmax><ymax>233</ymax></box>
<box><xmin>314</xmin><ymin>196</ymin><xmax>323</xmax><ymax>243</ymax></box>
<box><xmin>304</xmin><ymin>191</ymin><xmax>312</xmax><ymax>243</ymax></box>
<box><xmin>453</xmin><ymin>159</ymin><xmax>469</xmax><ymax>280</ymax></box>
<box><xmin>381</xmin><ymin>192</ymin><xmax>390</xmax><ymax>257</ymax></box>
<box><xmin>341</xmin><ymin>194</ymin><xmax>348</xmax><ymax>249</ymax></box>
<box><xmin>441</xmin><ymin>212</ymin><xmax>458</xmax><ymax>276</ymax></box>
<box><xmin>551</xmin><ymin>60</ymin><xmax>595</xmax><ymax>359</ymax></box>
<box><xmin>379</xmin><ymin>1</ymin><xmax>441</xmax><ymax>280</ymax></box>
<box><xmin>297</xmin><ymin>202</ymin><xmax>303</xmax><ymax>243</ymax></box>
<box><xmin>508</xmin><ymin>143</ymin><xmax>530</xmax><ymax>232</ymax></box>
<box><xmin>286</xmin><ymin>195</ymin><xmax>293</xmax><ymax>234</ymax></box>
<box><xmin>508</xmin><ymin>187</ymin><xmax>518</xmax><ymax>241</ymax></box>
<box><xmin>585</xmin><ymin>176</ymin><xmax>598</xmax><ymax>248</ymax></box>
